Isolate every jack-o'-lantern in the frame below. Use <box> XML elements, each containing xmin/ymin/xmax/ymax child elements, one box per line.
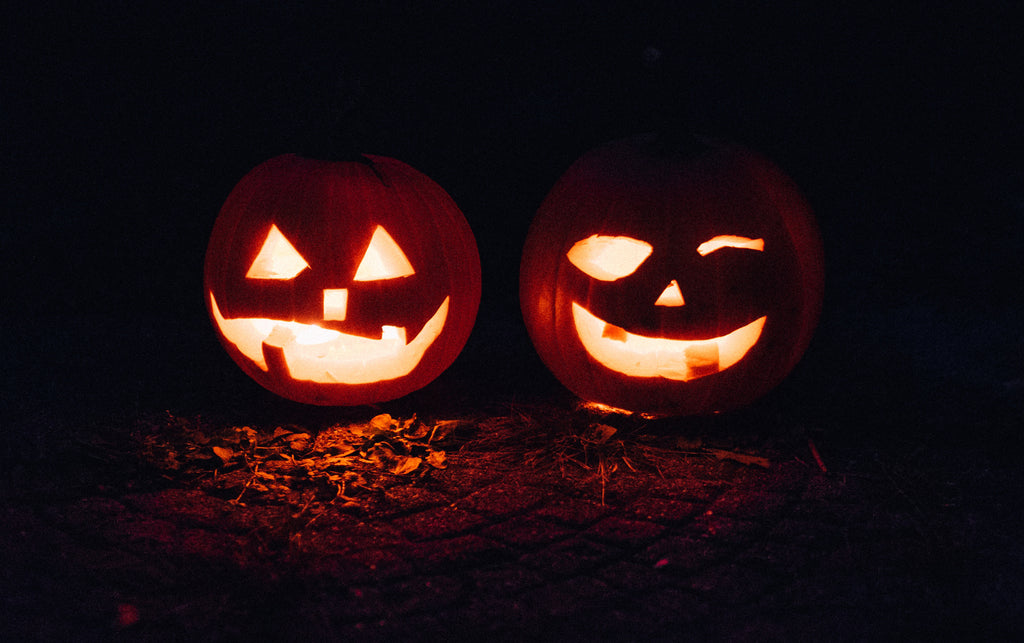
<box><xmin>520</xmin><ymin>134</ymin><xmax>824</xmax><ymax>416</ymax></box>
<box><xmin>205</xmin><ymin>154</ymin><xmax>481</xmax><ymax>406</ymax></box>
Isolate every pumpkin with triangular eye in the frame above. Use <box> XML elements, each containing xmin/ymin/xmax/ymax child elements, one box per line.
<box><xmin>520</xmin><ymin>135</ymin><xmax>824</xmax><ymax>416</ymax></box>
<box><xmin>205</xmin><ymin>154</ymin><xmax>481</xmax><ymax>406</ymax></box>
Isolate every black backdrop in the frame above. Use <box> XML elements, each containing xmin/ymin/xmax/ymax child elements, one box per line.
<box><xmin>5</xmin><ymin>2</ymin><xmax>1022</xmax><ymax>422</ymax></box>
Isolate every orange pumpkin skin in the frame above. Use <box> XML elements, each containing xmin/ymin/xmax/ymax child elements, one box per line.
<box><xmin>520</xmin><ymin>135</ymin><xmax>824</xmax><ymax>416</ymax></box>
<box><xmin>205</xmin><ymin>154</ymin><xmax>481</xmax><ymax>406</ymax></box>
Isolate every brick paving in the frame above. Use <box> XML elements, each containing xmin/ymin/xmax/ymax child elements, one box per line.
<box><xmin>3</xmin><ymin>422</ymin><xmax>1019</xmax><ymax>642</ymax></box>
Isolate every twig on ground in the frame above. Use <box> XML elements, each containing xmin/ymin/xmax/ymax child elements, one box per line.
<box><xmin>808</xmin><ymin>439</ymin><xmax>828</xmax><ymax>473</ymax></box>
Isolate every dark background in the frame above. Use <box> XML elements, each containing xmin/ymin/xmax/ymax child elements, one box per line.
<box><xmin>4</xmin><ymin>2</ymin><xmax>1022</xmax><ymax>428</ymax></box>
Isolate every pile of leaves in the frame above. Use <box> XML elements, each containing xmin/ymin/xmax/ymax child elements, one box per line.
<box><xmin>133</xmin><ymin>405</ymin><xmax>786</xmax><ymax>511</ymax></box>
<box><xmin>136</xmin><ymin>412</ymin><xmax>460</xmax><ymax>510</ymax></box>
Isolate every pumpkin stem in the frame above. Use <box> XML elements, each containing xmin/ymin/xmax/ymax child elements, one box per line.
<box><xmin>297</xmin><ymin>147</ymin><xmax>387</xmax><ymax>184</ymax></box>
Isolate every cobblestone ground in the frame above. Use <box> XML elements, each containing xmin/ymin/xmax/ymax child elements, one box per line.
<box><xmin>2</xmin><ymin>404</ymin><xmax>1021</xmax><ymax>642</ymax></box>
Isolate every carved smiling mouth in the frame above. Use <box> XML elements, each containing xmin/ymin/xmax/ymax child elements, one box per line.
<box><xmin>571</xmin><ymin>302</ymin><xmax>765</xmax><ymax>381</ymax></box>
<box><xmin>209</xmin><ymin>293</ymin><xmax>448</xmax><ymax>384</ymax></box>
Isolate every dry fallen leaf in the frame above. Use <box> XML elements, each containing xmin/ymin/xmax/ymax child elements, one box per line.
<box><xmin>288</xmin><ymin>433</ymin><xmax>312</xmax><ymax>452</ymax></box>
<box><xmin>403</xmin><ymin>422</ymin><xmax>431</xmax><ymax>440</ymax></box>
<box><xmin>212</xmin><ymin>446</ymin><xmax>235</xmax><ymax>465</ymax></box>
<box><xmin>587</xmin><ymin>424</ymin><xmax>617</xmax><ymax>444</ymax></box>
<box><xmin>390</xmin><ymin>455</ymin><xmax>422</xmax><ymax>476</ymax></box>
<box><xmin>429</xmin><ymin>420</ymin><xmax>462</xmax><ymax>442</ymax></box>
<box><xmin>426</xmin><ymin>450</ymin><xmax>447</xmax><ymax>469</ymax></box>
<box><xmin>368</xmin><ymin>414</ymin><xmax>397</xmax><ymax>435</ymax></box>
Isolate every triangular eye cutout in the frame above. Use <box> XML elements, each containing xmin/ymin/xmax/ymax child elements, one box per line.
<box><xmin>247</xmin><ymin>224</ymin><xmax>310</xmax><ymax>279</ymax></box>
<box><xmin>353</xmin><ymin>226</ymin><xmax>415</xmax><ymax>281</ymax></box>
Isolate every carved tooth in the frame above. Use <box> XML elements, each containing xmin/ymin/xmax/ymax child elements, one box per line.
<box><xmin>264</xmin><ymin>323</ymin><xmax>296</xmax><ymax>347</ymax></box>
<box><xmin>601</xmin><ymin>322</ymin><xmax>628</xmax><ymax>342</ymax></box>
<box><xmin>261</xmin><ymin>341</ymin><xmax>292</xmax><ymax>377</ymax></box>
<box><xmin>684</xmin><ymin>342</ymin><xmax>720</xmax><ymax>378</ymax></box>
<box><xmin>381</xmin><ymin>325</ymin><xmax>407</xmax><ymax>344</ymax></box>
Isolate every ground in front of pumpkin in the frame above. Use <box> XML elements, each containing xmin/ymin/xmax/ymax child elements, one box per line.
<box><xmin>2</xmin><ymin>391</ymin><xmax>1021</xmax><ymax>641</ymax></box>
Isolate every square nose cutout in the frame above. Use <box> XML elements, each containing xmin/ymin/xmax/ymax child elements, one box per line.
<box><xmin>323</xmin><ymin>289</ymin><xmax>348</xmax><ymax>321</ymax></box>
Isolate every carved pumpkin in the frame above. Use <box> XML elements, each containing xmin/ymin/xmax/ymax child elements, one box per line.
<box><xmin>520</xmin><ymin>134</ymin><xmax>824</xmax><ymax>416</ymax></box>
<box><xmin>205</xmin><ymin>154</ymin><xmax>481</xmax><ymax>405</ymax></box>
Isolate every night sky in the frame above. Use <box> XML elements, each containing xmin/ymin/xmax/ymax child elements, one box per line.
<box><xmin>4</xmin><ymin>3</ymin><xmax>1022</xmax><ymax>420</ymax></box>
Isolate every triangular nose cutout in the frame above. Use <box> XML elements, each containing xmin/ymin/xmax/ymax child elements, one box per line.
<box><xmin>655</xmin><ymin>280</ymin><xmax>685</xmax><ymax>307</ymax></box>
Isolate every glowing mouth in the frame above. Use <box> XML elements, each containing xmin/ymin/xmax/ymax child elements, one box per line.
<box><xmin>571</xmin><ymin>302</ymin><xmax>765</xmax><ymax>381</ymax></box>
<box><xmin>209</xmin><ymin>293</ymin><xmax>448</xmax><ymax>384</ymax></box>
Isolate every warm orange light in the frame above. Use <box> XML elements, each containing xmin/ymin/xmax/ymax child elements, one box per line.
<box><xmin>572</xmin><ymin>302</ymin><xmax>765</xmax><ymax>380</ymax></box>
<box><xmin>696</xmin><ymin>235</ymin><xmax>764</xmax><ymax>256</ymax></box>
<box><xmin>580</xmin><ymin>400</ymin><xmax>634</xmax><ymax>415</ymax></box>
<box><xmin>353</xmin><ymin>225</ymin><xmax>415</xmax><ymax>281</ymax></box>
<box><xmin>654</xmin><ymin>280</ymin><xmax>685</xmax><ymax>307</ymax></box>
<box><xmin>567</xmin><ymin>235</ymin><xmax>653</xmax><ymax>281</ymax></box>
<box><xmin>580</xmin><ymin>400</ymin><xmax>662</xmax><ymax>419</ymax></box>
<box><xmin>209</xmin><ymin>292</ymin><xmax>449</xmax><ymax>384</ymax></box>
<box><xmin>322</xmin><ymin>288</ymin><xmax>348</xmax><ymax>321</ymax></box>
<box><xmin>246</xmin><ymin>224</ymin><xmax>310</xmax><ymax>279</ymax></box>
